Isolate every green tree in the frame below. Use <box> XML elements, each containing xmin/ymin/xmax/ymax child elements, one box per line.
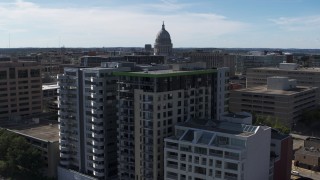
<box><xmin>253</xmin><ymin>115</ymin><xmax>290</xmax><ymax>134</ymax></box>
<box><xmin>0</xmin><ymin>129</ymin><xmax>45</xmax><ymax>179</ymax></box>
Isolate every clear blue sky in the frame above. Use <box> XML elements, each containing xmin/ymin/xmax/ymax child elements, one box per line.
<box><xmin>0</xmin><ymin>0</ymin><xmax>319</xmax><ymax>48</ymax></box>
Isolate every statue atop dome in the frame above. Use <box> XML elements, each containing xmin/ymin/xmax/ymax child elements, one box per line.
<box><xmin>154</xmin><ymin>22</ymin><xmax>173</xmax><ymax>56</ymax></box>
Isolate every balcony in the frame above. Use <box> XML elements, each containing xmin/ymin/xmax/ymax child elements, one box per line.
<box><xmin>166</xmin><ymin>174</ymin><xmax>178</xmax><ymax>180</ymax></box>
<box><xmin>93</xmin><ymin>155</ymin><xmax>104</xmax><ymax>161</ymax></box>
<box><xmin>119</xmin><ymin>88</ymin><xmax>130</xmax><ymax>93</ymax></box>
<box><xmin>92</xmin><ymin>117</ymin><xmax>103</xmax><ymax>123</ymax></box>
<box><xmin>92</xmin><ymin>124</ymin><xmax>104</xmax><ymax>131</ymax></box>
<box><xmin>58</xmin><ymin>111</ymin><xmax>68</xmax><ymax>116</ymax></box>
<box><xmin>92</xmin><ymin>133</ymin><xmax>104</xmax><ymax>139</ymax></box>
<box><xmin>92</xmin><ymin>109</ymin><xmax>103</xmax><ymax>115</ymax></box>
<box><xmin>60</xmin><ymin>138</ymin><xmax>68</xmax><ymax>144</ymax></box>
<box><xmin>165</xmin><ymin>144</ymin><xmax>178</xmax><ymax>150</ymax></box>
<box><xmin>59</xmin><ymin>130</ymin><xmax>66</xmax><ymax>136</ymax></box>
<box><xmin>92</xmin><ymin>139</ymin><xmax>104</xmax><ymax>146</ymax></box>
<box><xmin>92</xmin><ymin>148</ymin><xmax>104</xmax><ymax>154</ymax></box>
<box><xmin>91</xmin><ymin>85</ymin><xmax>103</xmax><ymax>91</ymax></box>
<box><xmin>93</xmin><ymin>163</ymin><xmax>104</xmax><ymax>170</ymax></box>
<box><xmin>58</xmin><ymin>104</ymin><xmax>69</xmax><ymax>109</ymax></box>
<box><xmin>92</xmin><ymin>78</ymin><xmax>103</xmax><ymax>83</ymax></box>
<box><xmin>167</xmin><ymin>164</ymin><xmax>178</xmax><ymax>170</ymax></box>
<box><xmin>93</xmin><ymin>171</ymin><xmax>104</xmax><ymax>177</ymax></box>
<box><xmin>225</xmin><ymin>154</ymin><xmax>240</xmax><ymax>161</ymax></box>
<box><xmin>92</xmin><ymin>93</ymin><xmax>101</xmax><ymax>98</ymax></box>
<box><xmin>167</xmin><ymin>155</ymin><xmax>178</xmax><ymax>160</ymax></box>
<box><xmin>92</xmin><ymin>101</ymin><xmax>103</xmax><ymax>107</ymax></box>
<box><xmin>60</xmin><ymin>152</ymin><xmax>70</xmax><ymax>159</ymax></box>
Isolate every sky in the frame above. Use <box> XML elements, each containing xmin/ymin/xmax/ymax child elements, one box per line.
<box><xmin>0</xmin><ymin>0</ymin><xmax>320</xmax><ymax>48</ymax></box>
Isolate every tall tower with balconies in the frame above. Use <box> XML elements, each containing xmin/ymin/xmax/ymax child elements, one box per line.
<box><xmin>58</xmin><ymin>65</ymin><xmax>130</xmax><ymax>180</ymax></box>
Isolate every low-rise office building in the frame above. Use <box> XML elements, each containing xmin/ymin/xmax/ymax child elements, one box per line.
<box><xmin>246</xmin><ymin>63</ymin><xmax>320</xmax><ymax>91</ymax></box>
<box><xmin>4</xmin><ymin>120</ymin><xmax>59</xmax><ymax>178</ymax></box>
<box><xmin>230</xmin><ymin>76</ymin><xmax>317</xmax><ymax>127</ymax></box>
<box><xmin>295</xmin><ymin>137</ymin><xmax>320</xmax><ymax>171</ymax></box>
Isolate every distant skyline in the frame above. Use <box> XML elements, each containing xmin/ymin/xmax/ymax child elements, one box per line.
<box><xmin>0</xmin><ymin>0</ymin><xmax>319</xmax><ymax>49</ymax></box>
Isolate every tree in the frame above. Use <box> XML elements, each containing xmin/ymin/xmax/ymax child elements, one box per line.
<box><xmin>0</xmin><ymin>129</ymin><xmax>44</xmax><ymax>179</ymax></box>
<box><xmin>253</xmin><ymin>115</ymin><xmax>290</xmax><ymax>134</ymax></box>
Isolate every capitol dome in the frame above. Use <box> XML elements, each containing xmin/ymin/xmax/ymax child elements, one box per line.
<box><xmin>154</xmin><ymin>22</ymin><xmax>173</xmax><ymax>56</ymax></box>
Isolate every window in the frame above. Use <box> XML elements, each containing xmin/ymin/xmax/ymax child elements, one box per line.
<box><xmin>194</xmin><ymin>166</ymin><xmax>206</xmax><ymax>175</ymax></box>
<box><xmin>18</xmin><ymin>70</ymin><xmax>28</xmax><ymax>78</ymax></box>
<box><xmin>194</xmin><ymin>147</ymin><xmax>207</xmax><ymax>155</ymax></box>
<box><xmin>0</xmin><ymin>71</ymin><xmax>7</xmax><ymax>80</ymax></box>
<box><xmin>30</xmin><ymin>69</ymin><xmax>40</xmax><ymax>77</ymax></box>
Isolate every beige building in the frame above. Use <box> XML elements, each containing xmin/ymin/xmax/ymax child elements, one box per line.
<box><xmin>0</xmin><ymin>61</ymin><xmax>42</xmax><ymax>120</ymax></box>
<box><xmin>295</xmin><ymin>137</ymin><xmax>320</xmax><ymax>171</ymax></box>
<box><xmin>246</xmin><ymin>63</ymin><xmax>320</xmax><ymax>88</ymax></box>
<box><xmin>230</xmin><ymin>77</ymin><xmax>317</xmax><ymax>127</ymax></box>
<box><xmin>115</xmin><ymin>67</ymin><xmax>229</xmax><ymax>180</ymax></box>
<box><xmin>184</xmin><ymin>50</ymin><xmax>236</xmax><ymax>76</ymax></box>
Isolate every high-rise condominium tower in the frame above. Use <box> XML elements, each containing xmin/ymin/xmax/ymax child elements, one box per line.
<box><xmin>115</xmin><ymin>67</ymin><xmax>229</xmax><ymax>180</ymax></box>
<box><xmin>58</xmin><ymin>64</ymin><xmax>130</xmax><ymax>180</ymax></box>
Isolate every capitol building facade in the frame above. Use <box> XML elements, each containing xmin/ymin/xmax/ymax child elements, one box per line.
<box><xmin>154</xmin><ymin>22</ymin><xmax>173</xmax><ymax>56</ymax></box>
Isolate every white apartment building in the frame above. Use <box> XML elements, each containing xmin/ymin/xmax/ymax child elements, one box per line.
<box><xmin>57</xmin><ymin>63</ymin><xmax>130</xmax><ymax>180</ymax></box>
<box><xmin>114</xmin><ymin>67</ymin><xmax>229</xmax><ymax>180</ymax></box>
<box><xmin>164</xmin><ymin>119</ymin><xmax>271</xmax><ymax>180</ymax></box>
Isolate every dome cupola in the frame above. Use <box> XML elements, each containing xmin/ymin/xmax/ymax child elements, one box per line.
<box><xmin>154</xmin><ymin>22</ymin><xmax>173</xmax><ymax>56</ymax></box>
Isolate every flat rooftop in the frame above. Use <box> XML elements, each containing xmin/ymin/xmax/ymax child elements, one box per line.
<box><xmin>1</xmin><ymin>120</ymin><xmax>59</xmax><ymax>142</ymax></box>
<box><xmin>250</xmin><ymin>67</ymin><xmax>320</xmax><ymax>72</ymax></box>
<box><xmin>177</xmin><ymin>118</ymin><xmax>266</xmax><ymax>138</ymax></box>
<box><xmin>296</xmin><ymin>147</ymin><xmax>320</xmax><ymax>157</ymax></box>
<box><xmin>113</xmin><ymin>69</ymin><xmax>217</xmax><ymax>78</ymax></box>
<box><xmin>233</xmin><ymin>85</ymin><xmax>317</xmax><ymax>96</ymax></box>
<box><xmin>10</xmin><ymin>124</ymin><xmax>59</xmax><ymax>142</ymax></box>
<box><xmin>224</xmin><ymin>112</ymin><xmax>250</xmax><ymax>119</ymax></box>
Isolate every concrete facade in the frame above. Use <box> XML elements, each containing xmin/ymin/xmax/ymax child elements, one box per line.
<box><xmin>58</xmin><ymin>64</ymin><xmax>131</xmax><ymax>180</ymax></box>
<box><xmin>185</xmin><ymin>51</ymin><xmax>236</xmax><ymax>76</ymax></box>
<box><xmin>246</xmin><ymin>63</ymin><xmax>320</xmax><ymax>89</ymax></box>
<box><xmin>236</xmin><ymin>54</ymin><xmax>289</xmax><ymax>75</ymax></box>
<box><xmin>115</xmin><ymin>67</ymin><xmax>229</xmax><ymax>180</ymax></box>
<box><xmin>0</xmin><ymin>61</ymin><xmax>42</xmax><ymax>120</ymax></box>
<box><xmin>164</xmin><ymin>119</ymin><xmax>271</xmax><ymax>180</ymax></box>
<box><xmin>295</xmin><ymin>137</ymin><xmax>320</xmax><ymax>171</ymax></box>
<box><xmin>229</xmin><ymin>77</ymin><xmax>317</xmax><ymax>127</ymax></box>
<box><xmin>6</xmin><ymin>121</ymin><xmax>59</xmax><ymax>178</ymax></box>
